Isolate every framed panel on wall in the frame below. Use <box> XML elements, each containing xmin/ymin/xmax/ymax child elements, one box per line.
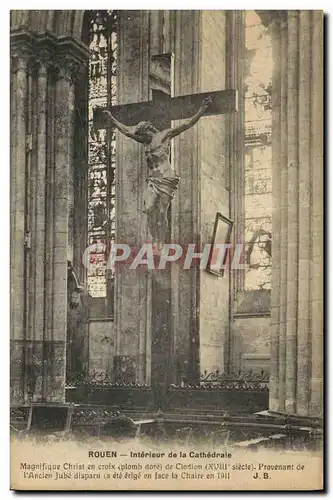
<box><xmin>206</xmin><ymin>212</ymin><xmax>234</xmax><ymax>277</ymax></box>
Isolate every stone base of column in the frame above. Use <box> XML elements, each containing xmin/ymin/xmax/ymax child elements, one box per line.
<box><xmin>310</xmin><ymin>376</ymin><xmax>323</xmax><ymax>418</ymax></box>
<box><xmin>268</xmin><ymin>396</ymin><xmax>280</xmax><ymax>413</ymax></box>
<box><xmin>10</xmin><ymin>340</ymin><xmax>25</xmax><ymax>404</ymax></box>
<box><xmin>10</xmin><ymin>339</ymin><xmax>66</xmax><ymax>404</ymax></box>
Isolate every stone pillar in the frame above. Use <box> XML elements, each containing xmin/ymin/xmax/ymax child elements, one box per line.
<box><xmin>25</xmin><ymin>59</ymin><xmax>49</xmax><ymax>403</ymax></box>
<box><xmin>198</xmin><ymin>10</ymin><xmax>230</xmax><ymax>375</ymax></box>
<box><xmin>228</xmin><ymin>10</ymin><xmax>245</xmax><ymax>296</ymax></box>
<box><xmin>269</xmin><ymin>11</ymin><xmax>323</xmax><ymax>417</ymax></box>
<box><xmin>44</xmin><ymin>63</ymin><xmax>56</xmax><ymax>392</ymax></box>
<box><xmin>10</xmin><ymin>51</ymin><xmax>29</xmax><ymax>404</ymax></box>
<box><xmin>34</xmin><ymin>62</ymin><xmax>48</xmax><ymax>338</ymax></box>
<box><xmin>171</xmin><ymin>10</ymin><xmax>201</xmax><ymax>383</ymax></box>
<box><xmin>10</xmin><ymin>31</ymin><xmax>89</xmax><ymax>404</ymax></box>
<box><xmin>269</xmin><ymin>16</ymin><xmax>281</xmax><ymax>410</ymax></box>
<box><xmin>42</xmin><ymin>51</ymin><xmax>88</xmax><ymax>399</ymax></box>
<box><xmin>297</xmin><ymin>11</ymin><xmax>312</xmax><ymax>415</ymax></box>
<box><xmin>278</xmin><ymin>18</ymin><xmax>288</xmax><ymax>410</ymax></box>
<box><xmin>285</xmin><ymin>11</ymin><xmax>298</xmax><ymax>413</ymax></box>
<box><xmin>115</xmin><ymin>10</ymin><xmax>150</xmax><ymax>384</ymax></box>
<box><xmin>227</xmin><ymin>11</ymin><xmax>245</xmax><ymax>373</ymax></box>
<box><xmin>45</xmin><ymin>69</ymin><xmax>74</xmax><ymax>401</ymax></box>
<box><xmin>310</xmin><ymin>11</ymin><xmax>324</xmax><ymax>416</ymax></box>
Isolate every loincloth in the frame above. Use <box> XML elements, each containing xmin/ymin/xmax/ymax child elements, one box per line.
<box><xmin>147</xmin><ymin>175</ymin><xmax>180</xmax><ymax>196</ymax></box>
<box><xmin>143</xmin><ymin>175</ymin><xmax>180</xmax><ymax>213</ymax></box>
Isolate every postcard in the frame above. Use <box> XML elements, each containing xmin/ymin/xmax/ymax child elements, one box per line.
<box><xmin>10</xmin><ymin>9</ymin><xmax>323</xmax><ymax>491</ymax></box>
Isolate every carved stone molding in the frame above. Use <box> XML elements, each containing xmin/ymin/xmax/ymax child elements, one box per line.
<box><xmin>10</xmin><ymin>29</ymin><xmax>89</xmax><ymax>82</ymax></box>
<box><xmin>10</xmin><ymin>50</ymin><xmax>32</xmax><ymax>73</ymax></box>
<box><xmin>53</xmin><ymin>54</ymin><xmax>86</xmax><ymax>85</ymax></box>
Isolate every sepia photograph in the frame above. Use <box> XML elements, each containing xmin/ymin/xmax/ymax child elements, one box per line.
<box><xmin>9</xmin><ymin>8</ymin><xmax>323</xmax><ymax>491</ymax></box>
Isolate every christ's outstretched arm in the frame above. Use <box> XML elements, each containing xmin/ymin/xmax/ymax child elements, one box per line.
<box><xmin>163</xmin><ymin>96</ymin><xmax>212</xmax><ymax>140</ymax></box>
<box><xmin>102</xmin><ymin>110</ymin><xmax>139</xmax><ymax>141</ymax></box>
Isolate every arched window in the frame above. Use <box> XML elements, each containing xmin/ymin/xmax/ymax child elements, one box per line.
<box><xmin>86</xmin><ymin>10</ymin><xmax>118</xmax><ymax>316</ymax></box>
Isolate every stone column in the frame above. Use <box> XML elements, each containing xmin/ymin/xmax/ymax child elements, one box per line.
<box><xmin>115</xmin><ymin>10</ymin><xmax>150</xmax><ymax>385</ymax></box>
<box><xmin>10</xmin><ymin>51</ymin><xmax>29</xmax><ymax>404</ymax></box>
<box><xmin>227</xmin><ymin>11</ymin><xmax>245</xmax><ymax>372</ymax></box>
<box><xmin>46</xmin><ymin>66</ymin><xmax>75</xmax><ymax>401</ymax></box>
<box><xmin>278</xmin><ymin>18</ymin><xmax>288</xmax><ymax>410</ymax></box>
<box><xmin>297</xmin><ymin>11</ymin><xmax>312</xmax><ymax>415</ymax></box>
<box><xmin>285</xmin><ymin>11</ymin><xmax>298</xmax><ymax>413</ymax></box>
<box><xmin>24</xmin><ymin>59</ymin><xmax>49</xmax><ymax>402</ymax></box>
<box><xmin>310</xmin><ymin>11</ymin><xmax>324</xmax><ymax>416</ymax></box>
<box><xmin>198</xmin><ymin>10</ymin><xmax>230</xmax><ymax>375</ymax></box>
<box><xmin>269</xmin><ymin>17</ymin><xmax>281</xmax><ymax>410</ymax></box>
<box><xmin>269</xmin><ymin>11</ymin><xmax>323</xmax><ymax>417</ymax></box>
<box><xmin>10</xmin><ymin>31</ymin><xmax>89</xmax><ymax>405</ymax></box>
<box><xmin>171</xmin><ymin>10</ymin><xmax>201</xmax><ymax>383</ymax></box>
<box><xmin>228</xmin><ymin>10</ymin><xmax>245</xmax><ymax>295</ymax></box>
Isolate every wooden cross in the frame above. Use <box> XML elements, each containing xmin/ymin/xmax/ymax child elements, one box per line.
<box><xmin>93</xmin><ymin>88</ymin><xmax>238</xmax><ymax>132</ymax></box>
<box><xmin>92</xmin><ymin>71</ymin><xmax>238</xmax><ymax>403</ymax></box>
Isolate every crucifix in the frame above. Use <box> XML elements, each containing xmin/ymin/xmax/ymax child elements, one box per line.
<box><xmin>94</xmin><ymin>86</ymin><xmax>238</xmax><ymax>248</ymax></box>
<box><xmin>93</xmin><ymin>56</ymin><xmax>237</xmax><ymax>406</ymax></box>
<box><xmin>94</xmin><ymin>88</ymin><xmax>238</xmax><ymax>130</ymax></box>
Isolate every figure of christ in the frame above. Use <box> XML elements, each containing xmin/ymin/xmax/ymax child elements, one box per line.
<box><xmin>102</xmin><ymin>96</ymin><xmax>212</xmax><ymax>248</ymax></box>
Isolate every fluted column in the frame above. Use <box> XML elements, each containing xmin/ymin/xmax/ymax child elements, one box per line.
<box><xmin>10</xmin><ymin>52</ymin><xmax>29</xmax><ymax>403</ymax></box>
<box><xmin>285</xmin><ymin>11</ymin><xmax>299</xmax><ymax>413</ymax></box>
<box><xmin>297</xmin><ymin>11</ymin><xmax>312</xmax><ymax>415</ymax></box>
<box><xmin>44</xmin><ymin>67</ymin><xmax>74</xmax><ymax>401</ymax></box>
<box><xmin>269</xmin><ymin>11</ymin><xmax>323</xmax><ymax>417</ymax></box>
<box><xmin>228</xmin><ymin>10</ymin><xmax>245</xmax><ymax>296</ymax></box>
<box><xmin>310</xmin><ymin>11</ymin><xmax>324</xmax><ymax>416</ymax></box>
<box><xmin>44</xmin><ymin>65</ymin><xmax>56</xmax><ymax>373</ymax></box>
<box><xmin>269</xmin><ymin>17</ymin><xmax>281</xmax><ymax>411</ymax></box>
<box><xmin>10</xmin><ymin>27</ymin><xmax>89</xmax><ymax>405</ymax></box>
<box><xmin>24</xmin><ymin>59</ymin><xmax>49</xmax><ymax>402</ymax></box>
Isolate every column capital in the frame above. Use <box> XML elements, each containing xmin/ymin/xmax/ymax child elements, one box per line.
<box><xmin>53</xmin><ymin>35</ymin><xmax>89</xmax><ymax>85</ymax></box>
<box><xmin>53</xmin><ymin>54</ymin><xmax>86</xmax><ymax>85</ymax></box>
<box><xmin>10</xmin><ymin>49</ymin><xmax>32</xmax><ymax>73</ymax></box>
<box><xmin>34</xmin><ymin>48</ymin><xmax>55</xmax><ymax>75</ymax></box>
<box><xmin>10</xmin><ymin>30</ymin><xmax>89</xmax><ymax>83</ymax></box>
<box><xmin>10</xmin><ymin>40</ymin><xmax>49</xmax><ymax>76</ymax></box>
<box><xmin>10</xmin><ymin>29</ymin><xmax>36</xmax><ymax>72</ymax></box>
